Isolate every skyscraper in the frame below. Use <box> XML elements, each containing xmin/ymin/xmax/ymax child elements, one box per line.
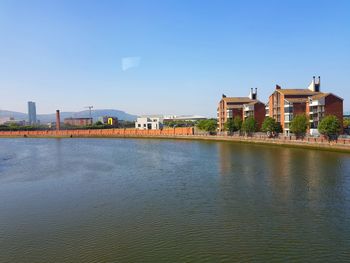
<box><xmin>28</xmin><ymin>101</ymin><xmax>37</xmax><ymax>125</ymax></box>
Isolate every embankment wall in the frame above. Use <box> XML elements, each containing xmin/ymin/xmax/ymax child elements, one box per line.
<box><xmin>1</xmin><ymin>128</ymin><xmax>350</xmax><ymax>153</ymax></box>
<box><xmin>0</xmin><ymin>127</ymin><xmax>194</xmax><ymax>137</ymax></box>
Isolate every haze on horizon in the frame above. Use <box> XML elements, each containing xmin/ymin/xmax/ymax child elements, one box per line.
<box><xmin>0</xmin><ymin>0</ymin><xmax>349</xmax><ymax>117</ymax></box>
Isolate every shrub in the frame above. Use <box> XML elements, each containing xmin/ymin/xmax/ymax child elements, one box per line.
<box><xmin>196</xmin><ymin>119</ymin><xmax>218</xmax><ymax>134</ymax></box>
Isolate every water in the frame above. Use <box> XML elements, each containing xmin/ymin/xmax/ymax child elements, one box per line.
<box><xmin>0</xmin><ymin>138</ymin><xmax>349</xmax><ymax>262</ymax></box>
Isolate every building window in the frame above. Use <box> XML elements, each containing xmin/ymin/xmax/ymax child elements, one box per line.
<box><xmin>285</xmin><ymin>106</ymin><xmax>293</xmax><ymax>113</ymax></box>
<box><xmin>285</xmin><ymin>114</ymin><xmax>293</xmax><ymax>122</ymax></box>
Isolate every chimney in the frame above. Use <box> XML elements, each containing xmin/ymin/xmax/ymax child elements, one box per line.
<box><xmin>276</xmin><ymin>85</ymin><xmax>281</xmax><ymax>90</ymax></box>
<box><xmin>222</xmin><ymin>94</ymin><xmax>226</xmax><ymax>98</ymax></box>
<box><xmin>56</xmin><ymin>110</ymin><xmax>60</xmax><ymax>130</ymax></box>
<box><xmin>254</xmin><ymin>88</ymin><xmax>258</xmax><ymax>100</ymax></box>
<box><xmin>315</xmin><ymin>76</ymin><xmax>321</xmax><ymax>92</ymax></box>
<box><xmin>249</xmin><ymin>88</ymin><xmax>253</xmax><ymax>99</ymax></box>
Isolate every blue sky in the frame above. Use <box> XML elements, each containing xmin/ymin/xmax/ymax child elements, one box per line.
<box><xmin>0</xmin><ymin>0</ymin><xmax>349</xmax><ymax>116</ymax></box>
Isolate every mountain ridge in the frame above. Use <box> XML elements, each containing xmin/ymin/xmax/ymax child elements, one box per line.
<box><xmin>0</xmin><ymin>109</ymin><xmax>137</xmax><ymax>122</ymax></box>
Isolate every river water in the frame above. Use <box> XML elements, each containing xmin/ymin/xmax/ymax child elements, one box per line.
<box><xmin>0</xmin><ymin>138</ymin><xmax>349</xmax><ymax>262</ymax></box>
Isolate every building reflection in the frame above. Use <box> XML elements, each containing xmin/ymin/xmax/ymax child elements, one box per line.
<box><xmin>217</xmin><ymin>142</ymin><xmax>347</xmax><ymax>205</ymax></box>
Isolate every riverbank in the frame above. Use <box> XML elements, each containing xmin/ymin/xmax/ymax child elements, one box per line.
<box><xmin>1</xmin><ymin>128</ymin><xmax>350</xmax><ymax>153</ymax></box>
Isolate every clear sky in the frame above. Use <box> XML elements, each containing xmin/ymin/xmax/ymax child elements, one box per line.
<box><xmin>0</xmin><ymin>0</ymin><xmax>349</xmax><ymax>116</ymax></box>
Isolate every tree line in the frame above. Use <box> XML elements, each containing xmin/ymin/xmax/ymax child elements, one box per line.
<box><xmin>196</xmin><ymin>114</ymin><xmax>344</xmax><ymax>141</ymax></box>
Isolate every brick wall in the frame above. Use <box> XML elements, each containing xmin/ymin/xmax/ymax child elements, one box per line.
<box><xmin>325</xmin><ymin>94</ymin><xmax>343</xmax><ymax>133</ymax></box>
<box><xmin>293</xmin><ymin>102</ymin><xmax>306</xmax><ymax>116</ymax></box>
<box><xmin>0</xmin><ymin>127</ymin><xmax>195</xmax><ymax>137</ymax></box>
<box><xmin>254</xmin><ymin>102</ymin><xmax>266</xmax><ymax>130</ymax></box>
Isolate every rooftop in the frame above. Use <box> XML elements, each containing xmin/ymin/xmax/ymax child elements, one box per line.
<box><xmin>284</xmin><ymin>98</ymin><xmax>308</xmax><ymax>103</ymax></box>
<box><xmin>312</xmin><ymin>93</ymin><xmax>343</xmax><ymax>101</ymax></box>
<box><xmin>277</xmin><ymin>89</ymin><xmax>320</xmax><ymax>96</ymax></box>
<box><xmin>226</xmin><ymin>105</ymin><xmax>244</xmax><ymax>109</ymax></box>
<box><xmin>223</xmin><ymin>97</ymin><xmax>254</xmax><ymax>103</ymax></box>
<box><xmin>244</xmin><ymin>100</ymin><xmax>264</xmax><ymax>105</ymax></box>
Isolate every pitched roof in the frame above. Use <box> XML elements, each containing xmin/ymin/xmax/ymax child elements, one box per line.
<box><xmin>310</xmin><ymin>93</ymin><xmax>343</xmax><ymax>101</ymax></box>
<box><xmin>227</xmin><ymin>105</ymin><xmax>243</xmax><ymax>109</ymax></box>
<box><xmin>244</xmin><ymin>100</ymin><xmax>264</xmax><ymax>105</ymax></box>
<box><xmin>223</xmin><ymin>97</ymin><xmax>253</xmax><ymax>103</ymax></box>
<box><xmin>284</xmin><ymin>98</ymin><xmax>308</xmax><ymax>103</ymax></box>
<box><xmin>277</xmin><ymin>89</ymin><xmax>319</xmax><ymax>96</ymax></box>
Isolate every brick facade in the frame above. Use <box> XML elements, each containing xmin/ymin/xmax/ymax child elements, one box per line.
<box><xmin>267</xmin><ymin>79</ymin><xmax>344</xmax><ymax>135</ymax></box>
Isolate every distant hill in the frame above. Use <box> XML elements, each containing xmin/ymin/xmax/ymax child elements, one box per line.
<box><xmin>0</xmin><ymin>110</ymin><xmax>27</xmax><ymax>121</ymax></box>
<box><xmin>0</xmin><ymin>109</ymin><xmax>137</xmax><ymax>122</ymax></box>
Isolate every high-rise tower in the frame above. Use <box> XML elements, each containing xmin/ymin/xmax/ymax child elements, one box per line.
<box><xmin>28</xmin><ymin>101</ymin><xmax>37</xmax><ymax>125</ymax></box>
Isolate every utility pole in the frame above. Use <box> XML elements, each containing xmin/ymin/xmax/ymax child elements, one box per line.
<box><xmin>85</xmin><ymin>106</ymin><xmax>93</xmax><ymax>120</ymax></box>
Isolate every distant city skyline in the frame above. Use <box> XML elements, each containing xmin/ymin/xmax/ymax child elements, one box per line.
<box><xmin>0</xmin><ymin>0</ymin><xmax>349</xmax><ymax>116</ymax></box>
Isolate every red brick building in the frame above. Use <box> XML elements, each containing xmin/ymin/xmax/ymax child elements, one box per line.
<box><xmin>64</xmin><ymin>117</ymin><xmax>93</xmax><ymax>127</ymax></box>
<box><xmin>306</xmin><ymin>93</ymin><xmax>343</xmax><ymax>134</ymax></box>
<box><xmin>217</xmin><ymin>89</ymin><xmax>265</xmax><ymax>131</ymax></box>
<box><xmin>266</xmin><ymin>77</ymin><xmax>343</xmax><ymax>135</ymax></box>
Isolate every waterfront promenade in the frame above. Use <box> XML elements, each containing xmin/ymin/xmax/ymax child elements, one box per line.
<box><xmin>1</xmin><ymin>128</ymin><xmax>350</xmax><ymax>153</ymax></box>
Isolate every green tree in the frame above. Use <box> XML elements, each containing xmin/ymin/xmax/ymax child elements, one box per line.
<box><xmin>164</xmin><ymin>120</ymin><xmax>193</xmax><ymax>128</ymax></box>
<box><xmin>196</xmin><ymin>119</ymin><xmax>218</xmax><ymax>134</ymax></box>
<box><xmin>233</xmin><ymin>116</ymin><xmax>243</xmax><ymax>132</ymax></box>
<box><xmin>290</xmin><ymin>114</ymin><xmax>309</xmax><ymax>139</ymax></box>
<box><xmin>241</xmin><ymin>117</ymin><xmax>257</xmax><ymax>136</ymax></box>
<box><xmin>224</xmin><ymin>119</ymin><xmax>234</xmax><ymax>132</ymax></box>
<box><xmin>318</xmin><ymin>115</ymin><xmax>342</xmax><ymax>141</ymax></box>
<box><xmin>224</xmin><ymin>116</ymin><xmax>242</xmax><ymax>133</ymax></box>
<box><xmin>261</xmin><ymin>117</ymin><xmax>282</xmax><ymax>138</ymax></box>
<box><xmin>344</xmin><ymin>118</ymin><xmax>350</xmax><ymax>129</ymax></box>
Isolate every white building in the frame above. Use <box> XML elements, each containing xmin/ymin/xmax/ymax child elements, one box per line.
<box><xmin>135</xmin><ymin>117</ymin><xmax>164</xmax><ymax>130</ymax></box>
<box><xmin>163</xmin><ymin>115</ymin><xmax>207</xmax><ymax>122</ymax></box>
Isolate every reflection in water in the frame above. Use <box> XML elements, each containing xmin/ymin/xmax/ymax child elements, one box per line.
<box><xmin>0</xmin><ymin>138</ymin><xmax>350</xmax><ymax>262</ymax></box>
<box><xmin>217</xmin><ymin>142</ymin><xmax>350</xmax><ymax>261</ymax></box>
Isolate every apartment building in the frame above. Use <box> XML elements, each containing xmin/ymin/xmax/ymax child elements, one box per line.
<box><xmin>217</xmin><ymin>89</ymin><xmax>265</xmax><ymax>131</ymax></box>
<box><xmin>307</xmin><ymin>93</ymin><xmax>343</xmax><ymax>135</ymax></box>
<box><xmin>266</xmin><ymin>77</ymin><xmax>343</xmax><ymax>135</ymax></box>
